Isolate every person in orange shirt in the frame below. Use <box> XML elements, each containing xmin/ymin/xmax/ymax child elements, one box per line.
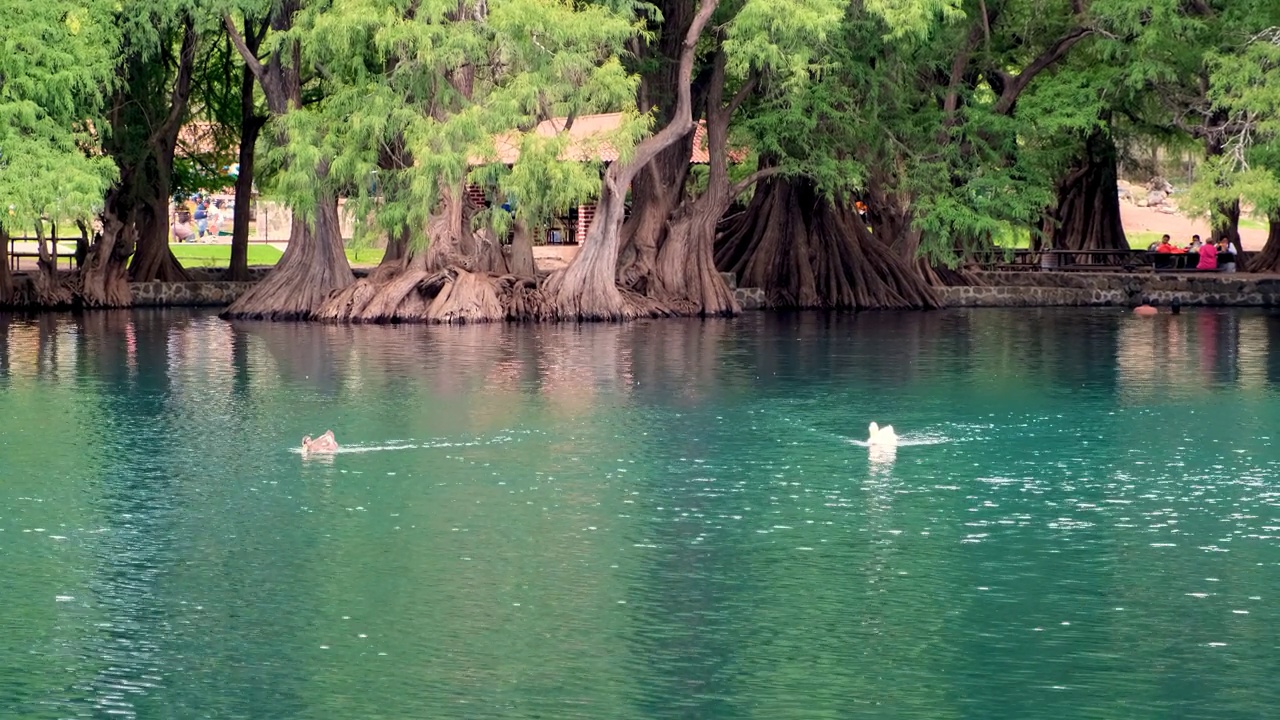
<box><xmin>1155</xmin><ymin>235</ymin><xmax>1175</xmax><ymax>253</ymax></box>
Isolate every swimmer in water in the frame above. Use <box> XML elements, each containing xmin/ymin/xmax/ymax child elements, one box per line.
<box><xmin>302</xmin><ymin>430</ymin><xmax>338</xmax><ymax>454</ymax></box>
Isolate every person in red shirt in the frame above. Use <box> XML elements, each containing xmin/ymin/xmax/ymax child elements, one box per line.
<box><xmin>1155</xmin><ymin>235</ymin><xmax>1175</xmax><ymax>253</ymax></box>
<box><xmin>1197</xmin><ymin>238</ymin><xmax>1218</xmax><ymax>270</ymax></box>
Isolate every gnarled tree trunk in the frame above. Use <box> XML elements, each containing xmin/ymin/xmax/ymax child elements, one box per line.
<box><xmin>221</xmin><ymin>4</ymin><xmax>354</xmax><ymax>320</ymax></box>
<box><xmin>506</xmin><ymin>219</ymin><xmax>536</xmax><ymax>279</ymax></box>
<box><xmin>128</xmin><ymin>193</ymin><xmax>188</xmax><ymax>282</ymax></box>
<box><xmin>379</xmin><ymin>227</ymin><xmax>410</xmax><ymax>268</ymax></box>
<box><xmin>223</xmin><ymin>190</ymin><xmax>351</xmax><ymax>320</ymax></box>
<box><xmin>81</xmin><ymin>206</ymin><xmax>135</xmax><ymax>308</ymax></box>
<box><xmin>316</xmin><ymin>185</ymin><xmax>526</xmax><ymax>323</ymax></box>
<box><xmin>1246</xmin><ymin>212</ymin><xmax>1280</xmax><ymax>273</ymax></box>
<box><xmin>617</xmin><ymin>143</ymin><xmax>692</xmax><ymax>294</ymax></box>
<box><xmin>651</xmin><ymin>46</ymin><xmax>762</xmax><ymax>317</ymax></box>
<box><xmin>1211</xmin><ymin>199</ymin><xmax>1245</xmax><ymax>260</ymax></box>
<box><xmin>1048</xmin><ymin>127</ymin><xmax>1129</xmax><ymax>255</ymax></box>
<box><xmin>550</xmin><ymin>0</ymin><xmax>720</xmax><ymax>320</ymax></box>
<box><xmin>716</xmin><ymin>178</ymin><xmax>941</xmax><ymax>309</ymax></box>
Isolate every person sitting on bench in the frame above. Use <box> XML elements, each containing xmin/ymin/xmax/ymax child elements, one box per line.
<box><xmin>1197</xmin><ymin>238</ymin><xmax>1218</xmax><ymax>270</ymax></box>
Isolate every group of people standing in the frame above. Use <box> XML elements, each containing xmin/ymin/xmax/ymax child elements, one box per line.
<box><xmin>172</xmin><ymin>195</ymin><xmax>227</xmax><ymax>243</ymax></box>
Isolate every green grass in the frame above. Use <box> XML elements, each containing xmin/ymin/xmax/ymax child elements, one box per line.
<box><xmin>994</xmin><ymin>228</ymin><xmax>1167</xmax><ymax>251</ymax></box>
<box><xmin>168</xmin><ymin>243</ymin><xmax>383</xmax><ymax>269</ymax></box>
<box><xmin>169</xmin><ymin>244</ymin><xmax>283</xmax><ymax>268</ymax></box>
<box><xmin>344</xmin><ymin>248</ymin><xmax>382</xmax><ymax>266</ymax></box>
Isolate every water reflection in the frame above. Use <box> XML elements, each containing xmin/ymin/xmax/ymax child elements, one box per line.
<box><xmin>3</xmin><ymin>308</ymin><xmax>1280</xmax><ymax>719</ymax></box>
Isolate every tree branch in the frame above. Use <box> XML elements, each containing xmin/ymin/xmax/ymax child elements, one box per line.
<box><xmin>153</xmin><ymin>18</ymin><xmax>198</xmax><ymax>147</ymax></box>
<box><xmin>992</xmin><ymin>26</ymin><xmax>1094</xmax><ymax>115</ymax></box>
<box><xmin>729</xmin><ymin>166</ymin><xmax>780</xmax><ymax>198</ymax></box>
<box><xmin>944</xmin><ymin>23</ymin><xmax>984</xmax><ymax>123</ymax></box>
<box><xmin>224</xmin><ymin>13</ymin><xmax>266</xmax><ymax>84</ymax></box>
<box><xmin>725</xmin><ymin>71</ymin><xmax>758</xmax><ymax>119</ymax></box>
<box><xmin>613</xmin><ymin>0</ymin><xmax>720</xmax><ymax>188</ymax></box>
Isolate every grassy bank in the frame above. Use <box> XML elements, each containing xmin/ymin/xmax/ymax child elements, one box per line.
<box><xmin>169</xmin><ymin>244</ymin><xmax>382</xmax><ymax>269</ymax></box>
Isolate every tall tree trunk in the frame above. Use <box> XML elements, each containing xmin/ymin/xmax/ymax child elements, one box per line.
<box><xmin>615</xmin><ymin>0</ymin><xmax>703</xmax><ymax>295</ymax></box>
<box><xmin>225</xmin><ymin>192</ymin><xmax>349</xmax><ymax>319</ymax></box>
<box><xmin>0</xmin><ymin>225</ymin><xmax>12</xmax><ymax>305</ymax></box>
<box><xmin>716</xmin><ymin>178</ymin><xmax>941</xmax><ymax>309</ymax></box>
<box><xmin>129</xmin><ymin>192</ymin><xmax>188</xmax><ymax>282</ymax></box>
<box><xmin>81</xmin><ymin>201</ymin><xmax>138</xmax><ymax>308</ymax></box>
<box><xmin>1246</xmin><ymin>212</ymin><xmax>1280</xmax><ymax>273</ymax></box>
<box><xmin>310</xmin><ymin>40</ymin><xmax>509</xmax><ymax>324</ymax></box>
<box><xmin>227</xmin><ymin>128</ymin><xmax>261</xmax><ymax>281</ymax></box>
<box><xmin>228</xmin><ymin>17</ymin><xmax>269</xmax><ymax>282</ymax></box>
<box><xmin>507</xmin><ymin>219</ymin><xmax>536</xmax><ymax>278</ymax></box>
<box><xmin>1048</xmin><ymin>127</ymin><xmax>1129</xmax><ymax>254</ymax></box>
<box><xmin>652</xmin><ymin>46</ymin><xmax>762</xmax><ymax>316</ymax></box>
<box><xmin>82</xmin><ymin>14</ymin><xmax>196</xmax><ymax>301</ymax></box>
<box><xmin>549</xmin><ymin>0</ymin><xmax>720</xmax><ymax>320</ymax></box>
<box><xmin>221</xmin><ymin>4</ymin><xmax>354</xmax><ymax>319</ymax></box>
<box><xmin>1211</xmin><ymin>198</ymin><xmax>1244</xmax><ymax>257</ymax></box>
<box><xmin>1203</xmin><ymin>127</ymin><xmax>1244</xmax><ymax>258</ymax></box>
<box><xmin>33</xmin><ymin>220</ymin><xmax>72</xmax><ymax>306</ymax></box>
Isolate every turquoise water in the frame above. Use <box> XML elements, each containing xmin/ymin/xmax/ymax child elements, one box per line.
<box><xmin>2</xmin><ymin>308</ymin><xmax>1280</xmax><ymax>719</ymax></box>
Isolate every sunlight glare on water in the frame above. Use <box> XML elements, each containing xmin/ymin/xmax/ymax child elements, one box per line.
<box><xmin>2</xmin><ymin>307</ymin><xmax>1280</xmax><ymax>719</ymax></box>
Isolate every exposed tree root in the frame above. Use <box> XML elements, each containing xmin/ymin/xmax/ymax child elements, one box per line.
<box><xmin>221</xmin><ymin>195</ymin><xmax>353</xmax><ymax>321</ymax></box>
<box><xmin>931</xmin><ymin>265</ymin><xmax>986</xmax><ymax>287</ymax></box>
<box><xmin>1246</xmin><ymin>213</ymin><xmax>1280</xmax><ymax>273</ymax></box>
<box><xmin>79</xmin><ymin>210</ymin><xmax>135</xmax><ymax>308</ymax></box>
<box><xmin>316</xmin><ymin>264</ymin><xmax>551</xmax><ymax>324</ymax></box>
<box><xmin>716</xmin><ymin>179</ymin><xmax>941</xmax><ymax>310</ymax></box>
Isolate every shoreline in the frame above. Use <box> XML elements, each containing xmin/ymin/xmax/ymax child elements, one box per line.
<box><xmin>6</xmin><ymin>268</ymin><xmax>1280</xmax><ymax>314</ymax></box>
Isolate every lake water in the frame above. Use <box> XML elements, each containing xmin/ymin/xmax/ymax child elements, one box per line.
<box><xmin>2</xmin><ymin>308</ymin><xmax>1280</xmax><ymax>719</ymax></box>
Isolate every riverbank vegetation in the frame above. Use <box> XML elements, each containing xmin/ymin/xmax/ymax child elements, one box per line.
<box><xmin>4</xmin><ymin>0</ymin><xmax>1280</xmax><ymax>318</ymax></box>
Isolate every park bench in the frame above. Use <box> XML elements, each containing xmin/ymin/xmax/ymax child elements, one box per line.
<box><xmin>1148</xmin><ymin>251</ymin><xmax>1236</xmax><ymax>272</ymax></box>
<box><xmin>966</xmin><ymin>249</ymin><xmax>1149</xmax><ymax>272</ymax></box>
<box><xmin>6</xmin><ymin>237</ymin><xmax>79</xmax><ymax>271</ymax></box>
<box><xmin>1040</xmin><ymin>249</ymin><xmax>1148</xmax><ymax>272</ymax></box>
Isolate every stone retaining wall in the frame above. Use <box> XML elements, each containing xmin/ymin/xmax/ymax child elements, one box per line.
<box><xmin>946</xmin><ymin>271</ymin><xmax>1280</xmax><ymax>307</ymax></box>
<box><xmin>185</xmin><ymin>267</ymin><xmax>274</xmax><ymax>282</ymax></box>
<box><xmin>131</xmin><ymin>281</ymin><xmax>256</xmax><ymax>307</ymax></box>
<box><xmin>14</xmin><ymin>268</ymin><xmax>1276</xmax><ymax>311</ymax></box>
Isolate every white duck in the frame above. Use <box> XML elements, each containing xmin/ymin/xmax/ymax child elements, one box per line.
<box><xmin>867</xmin><ymin>422</ymin><xmax>898</xmax><ymax>447</ymax></box>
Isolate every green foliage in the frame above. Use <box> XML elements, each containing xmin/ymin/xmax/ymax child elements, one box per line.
<box><xmin>257</xmin><ymin>0</ymin><xmax>640</xmax><ymax>250</ymax></box>
<box><xmin>1182</xmin><ymin>27</ymin><xmax>1280</xmax><ymax>220</ymax></box>
<box><xmin>0</xmin><ymin>0</ymin><xmax>120</xmax><ymax>226</ymax></box>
